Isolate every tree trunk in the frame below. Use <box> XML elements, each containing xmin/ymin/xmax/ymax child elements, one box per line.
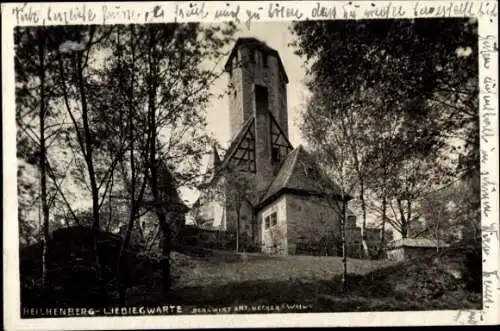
<box><xmin>377</xmin><ymin>195</ymin><xmax>387</xmax><ymax>259</ymax></box>
<box><xmin>75</xmin><ymin>50</ymin><xmax>102</xmax><ymax>287</ymax></box>
<box><xmin>435</xmin><ymin>216</ymin><xmax>440</xmax><ymax>253</ymax></box>
<box><xmin>407</xmin><ymin>199</ymin><xmax>412</xmax><ymax>237</ymax></box>
<box><xmin>146</xmin><ymin>224</ymin><xmax>161</xmax><ymax>256</ymax></box>
<box><xmin>236</xmin><ymin>207</ymin><xmax>240</xmax><ymax>253</ymax></box>
<box><xmin>377</xmin><ymin>161</ymin><xmax>389</xmax><ymax>259</ymax></box>
<box><xmin>397</xmin><ymin>199</ymin><xmax>408</xmax><ymax>239</ymax></box>
<box><xmin>146</xmin><ymin>25</ymin><xmax>172</xmax><ymax>296</ymax></box>
<box><xmin>117</xmin><ymin>26</ymin><xmax>137</xmax><ymax>304</ymax></box>
<box><xmin>359</xmin><ymin>182</ymin><xmax>369</xmax><ymax>258</ymax></box>
<box><xmin>106</xmin><ymin>173</ymin><xmax>114</xmax><ymax>231</ymax></box>
<box><xmin>340</xmin><ymin>200</ymin><xmax>348</xmax><ymax>291</ymax></box>
<box><xmin>117</xmin><ymin>203</ymin><xmax>136</xmax><ymax>304</ymax></box>
<box><xmin>161</xmin><ymin>218</ymin><xmax>172</xmax><ymax>296</ymax></box>
<box><xmin>37</xmin><ymin>27</ymin><xmax>50</xmax><ymax>291</ymax></box>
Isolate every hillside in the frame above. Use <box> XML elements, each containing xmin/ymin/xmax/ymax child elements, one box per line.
<box><xmin>20</xmin><ymin>227</ymin><xmax>481</xmax><ymax>312</ymax></box>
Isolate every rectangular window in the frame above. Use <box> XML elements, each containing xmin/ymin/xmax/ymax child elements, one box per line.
<box><xmin>265</xmin><ymin>212</ymin><xmax>278</xmax><ymax>230</ymax></box>
<box><xmin>263</xmin><ymin>54</ymin><xmax>268</xmax><ymax>67</ymax></box>
<box><xmin>270</xmin><ymin>212</ymin><xmax>277</xmax><ymax>227</ymax></box>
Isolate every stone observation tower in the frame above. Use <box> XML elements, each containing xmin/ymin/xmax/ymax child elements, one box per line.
<box><xmin>225</xmin><ymin>37</ymin><xmax>289</xmax><ymax>139</ymax></box>
<box><xmin>223</xmin><ymin>38</ymin><xmax>293</xmax><ymax>192</ymax></box>
<box><xmin>193</xmin><ymin>38</ymin><xmax>351</xmax><ymax>257</ymax></box>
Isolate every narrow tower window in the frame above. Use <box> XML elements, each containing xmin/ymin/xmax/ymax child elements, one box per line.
<box><xmin>255</xmin><ymin>50</ymin><xmax>263</xmax><ymax>66</ymax></box>
<box><xmin>255</xmin><ymin>85</ymin><xmax>269</xmax><ymax>113</ymax></box>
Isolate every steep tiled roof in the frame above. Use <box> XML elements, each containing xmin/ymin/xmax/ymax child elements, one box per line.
<box><xmin>144</xmin><ymin>159</ymin><xmax>189</xmax><ymax>213</ymax></box>
<box><xmin>202</xmin><ymin>144</ymin><xmax>222</xmax><ymax>184</ymax></box>
<box><xmin>258</xmin><ymin>145</ymin><xmax>349</xmax><ymax>207</ymax></box>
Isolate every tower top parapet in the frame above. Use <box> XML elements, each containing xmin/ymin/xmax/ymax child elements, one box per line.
<box><xmin>224</xmin><ymin>37</ymin><xmax>289</xmax><ymax>84</ymax></box>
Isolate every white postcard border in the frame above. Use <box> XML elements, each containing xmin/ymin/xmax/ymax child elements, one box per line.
<box><xmin>2</xmin><ymin>1</ymin><xmax>498</xmax><ymax>329</ymax></box>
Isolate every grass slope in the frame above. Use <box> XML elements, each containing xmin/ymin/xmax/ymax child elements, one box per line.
<box><xmin>127</xmin><ymin>248</ymin><xmax>482</xmax><ymax>312</ymax></box>
<box><xmin>20</xmin><ymin>227</ymin><xmax>482</xmax><ymax>312</ymax></box>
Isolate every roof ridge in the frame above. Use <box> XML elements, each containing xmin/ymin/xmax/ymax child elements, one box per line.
<box><xmin>258</xmin><ymin>147</ymin><xmax>303</xmax><ymax>205</ymax></box>
<box><xmin>282</xmin><ymin>147</ymin><xmax>302</xmax><ymax>187</ymax></box>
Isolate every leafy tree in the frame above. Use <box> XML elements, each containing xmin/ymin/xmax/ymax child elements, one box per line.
<box><xmin>15</xmin><ymin>26</ymin><xmax>70</xmax><ymax>289</ymax></box>
<box><xmin>15</xmin><ymin>22</ymin><xmax>235</xmax><ymax>305</ymax></box>
<box><xmin>300</xmin><ymin>102</ymin><xmax>357</xmax><ymax>289</ymax></box>
<box><xmin>292</xmin><ymin>18</ymin><xmax>478</xmax><ymax>172</ymax></box>
<box><xmin>220</xmin><ymin>168</ymin><xmax>255</xmax><ymax>252</ymax></box>
<box><xmin>131</xmin><ymin>23</ymin><xmax>235</xmax><ymax>296</ymax></box>
<box><xmin>52</xmin><ymin>26</ymin><xmax>122</xmax><ymax>293</ymax></box>
<box><xmin>291</xmin><ymin>18</ymin><xmax>478</xmax><ymax>258</ymax></box>
<box><xmin>417</xmin><ymin>169</ymin><xmax>481</xmax><ymax>245</ymax></box>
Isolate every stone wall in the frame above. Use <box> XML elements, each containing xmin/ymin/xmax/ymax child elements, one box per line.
<box><xmin>405</xmin><ymin>246</ymin><xmax>439</xmax><ymax>260</ymax></box>
<box><xmin>385</xmin><ymin>246</ymin><xmax>439</xmax><ymax>261</ymax></box>
<box><xmin>194</xmin><ymin>176</ymin><xmax>227</xmax><ymax>229</ymax></box>
<box><xmin>257</xmin><ymin>195</ymin><xmax>288</xmax><ymax>255</ymax></box>
<box><xmin>386</xmin><ymin>247</ymin><xmax>405</xmax><ymax>261</ymax></box>
<box><xmin>285</xmin><ymin>194</ymin><xmax>342</xmax><ymax>256</ymax></box>
<box><xmin>345</xmin><ymin>226</ymin><xmax>363</xmax><ymax>258</ymax></box>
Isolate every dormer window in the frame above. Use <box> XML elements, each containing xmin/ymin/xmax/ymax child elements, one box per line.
<box><xmin>263</xmin><ymin>53</ymin><xmax>268</xmax><ymax>67</ymax></box>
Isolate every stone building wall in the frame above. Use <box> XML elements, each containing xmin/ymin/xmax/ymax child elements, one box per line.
<box><xmin>257</xmin><ymin>195</ymin><xmax>288</xmax><ymax>255</ymax></box>
<box><xmin>385</xmin><ymin>246</ymin><xmax>439</xmax><ymax>261</ymax></box>
<box><xmin>285</xmin><ymin>194</ymin><xmax>342</xmax><ymax>256</ymax></box>
<box><xmin>345</xmin><ymin>226</ymin><xmax>363</xmax><ymax>258</ymax></box>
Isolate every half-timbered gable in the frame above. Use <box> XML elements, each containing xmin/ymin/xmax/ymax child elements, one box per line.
<box><xmin>191</xmin><ymin>38</ymin><xmax>350</xmax><ymax>255</ymax></box>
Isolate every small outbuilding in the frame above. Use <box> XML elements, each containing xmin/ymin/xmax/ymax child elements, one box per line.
<box><xmin>385</xmin><ymin>238</ymin><xmax>449</xmax><ymax>261</ymax></box>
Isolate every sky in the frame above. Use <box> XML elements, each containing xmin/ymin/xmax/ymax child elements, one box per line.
<box><xmin>23</xmin><ymin>22</ymin><xmax>475</xmax><ymax>239</ymax></box>
<box><xmin>180</xmin><ymin>22</ymin><xmax>395</xmax><ymax>237</ymax></box>
<box><xmin>16</xmin><ymin>22</ymin><xmax>311</xmax><ymax>221</ymax></box>
<box><xmin>205</xmin><ymin>21</ymin><xmax>309</xmax><ymax>150</ymax></box>
<box><xmin>179</xmin><ymin>21</ymin><xmax>311</xmax><ymax>205</ymax></box>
